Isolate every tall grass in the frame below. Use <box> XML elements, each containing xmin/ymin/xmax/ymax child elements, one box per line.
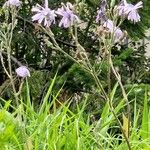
<box><xmin>0</xmin><ymin>77</ymin><xmax>150</xmax><ymax>150</ymax></box>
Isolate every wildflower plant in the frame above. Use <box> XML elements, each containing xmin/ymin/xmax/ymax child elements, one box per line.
<box><xmin>0</xmin><ymin>0</ymin><xmax>146</xmax><ymax>149</ymax></box>
<box><xmin>0</xmin><ymin>1</ymin><xmax>29</xmax><ymax>105</ymax></box>
<box><xmin>30</xmin><ymin>1</ymin><xmax>143</xmax><ymax>149</ymax></box>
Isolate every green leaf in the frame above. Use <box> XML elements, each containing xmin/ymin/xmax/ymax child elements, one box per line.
<box><xmin>141</xmin><ymin>88</ymin><xmax>149</xmax><ymax>140</ymax></box>
<box><xmin>39</xmin><ymin>72</ymin><xmax>58</xmax><ymax>114</ymax></box>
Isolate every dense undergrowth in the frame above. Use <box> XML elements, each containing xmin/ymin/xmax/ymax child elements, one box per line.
<box><xmin>0</xmin><ymin>77</ymin><xmax>150</xmax><ymax>150</ymax></box>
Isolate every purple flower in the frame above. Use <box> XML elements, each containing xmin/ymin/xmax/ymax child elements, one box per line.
<box><xmin>96</xmin><ymin>0</ymin><xmax>107</xmax><ymax>23</ymax></box>
<box><xmin>103</xmin><ymin>19</ymin><xmax>114</xmax><ymax>32</ymax></box>
<box><xmin>114</xmin><ymin>28</ymin><xmax>124</xmax><ymax>41</ymax></box>
<box><xmin>103</xmin><ymin>19</ymin><xmax>124</xmax><ymax>42</ymax></box>
<box><xmin>56</xmin><ymin>2</ymin><xmax>80</xmax><ymax>28</ymax></box>
<box><xmin>16</xmin><ymin>66</ymin><xmax>30</xmax><ymax>78</ymax></box>
<box><xmin>31</xmin><ymin>0</ymin><xmax>56</xmax><ymax>27</ymax></box>
<box><xmin>4</xmin><ymin>0</ymin><xmax>22</xmax><ymax>7</ymax></box>
<box><xmin>117</xmin><ymin>0</ymin><xmax>143</xmax><ymax>23</ymax></box>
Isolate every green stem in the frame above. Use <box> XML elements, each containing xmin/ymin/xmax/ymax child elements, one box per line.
<box><xmin>104</xmin><ymin>39</ymin><xmax>131</xmax><ymax>149</ymax></box>
<box><xmin>42</xmin><ymin>26</ymin><xmax>91</xmax><ymax>73</ymax></box>
<box><xmin>107</xmin><ymin>50</ymin><xmax>111</xmax><ymax>97</ymax></box>
<box><xmin>107</xmin><ymin>44</ymin><xmax>131</xmax><ymax>149</ymax></box>
<box><xmin>109</xmin><ymin>55</ymin><xmax>131</xmax><ymax>138</ymax></box>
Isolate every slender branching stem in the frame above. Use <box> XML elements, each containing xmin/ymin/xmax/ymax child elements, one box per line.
<box><xmin>106</xmin><ymin>41</ymin><xmax>131</xmax><ymax>149</ymax></box>
<box><xmin>109</xmin><ymin>55</ymin><xmax>131</xmax><ymax>137</ymax></box>
<box><xmin>42</xmin><ymin>25</ymin><xmax>131</xmax><ymax>150</ymax></box>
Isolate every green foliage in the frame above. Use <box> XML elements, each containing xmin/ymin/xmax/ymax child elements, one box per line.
<box><xmin>141</xmin><ymin>88</ymin><xmax>150</xmax><ymax>140</ymax></box>
<box><xmin>0</xmin><ymin>81</ymin><xmax>150</xmax><ymax>149</ymax></box>
<box><xmin>114</xmin><ymin>48</ymin><xmax>134</xmax><ymax>66</ymax></box>
<box><xmin>0</xmin><ymin>101</ymin><xmax>22</xmax><ymax>149</ymax></box>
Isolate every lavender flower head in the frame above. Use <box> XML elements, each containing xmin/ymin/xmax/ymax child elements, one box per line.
<box><xmin>16</xmin><ymin>66</ymin><xmax>30</xmax><ymax>78</ymax></box>
<box><xmin>117</xmin><ymin>0</ymin><xmax>143</xmax><ymax>23</ymax></box>
<box><xmin>56</xmin><ymin>2</ymin><xmax>80</xmax><ymax>28</ymax></box>
<box><xmin>4</xmin><ymin>0</ymin><xmax>22</xmax><ymax>7</ymax></box>
<box><xmin>103</xmin><ymin>19</ymin><xmax>114</xmax><ymax>32</ymax></box>
<box><xmin>96</xmin><ymin>0</ymin><xmax>107</xmax><ymax>23</ymax></box>
<box><xmin>31</xmin><ymin>0</ymin><xmax>56</xmax><ymax>27</ymax></box>
<box><xmin>103</xmin><ymin>19</ymin><xmax>124</xmax><ymax>42</ymax></box>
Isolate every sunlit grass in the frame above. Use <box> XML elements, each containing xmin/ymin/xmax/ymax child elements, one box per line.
<box><xmin>0</xmin><ymin>78</ymin><xmax>150</xmax><ymax>150</ymax></box>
